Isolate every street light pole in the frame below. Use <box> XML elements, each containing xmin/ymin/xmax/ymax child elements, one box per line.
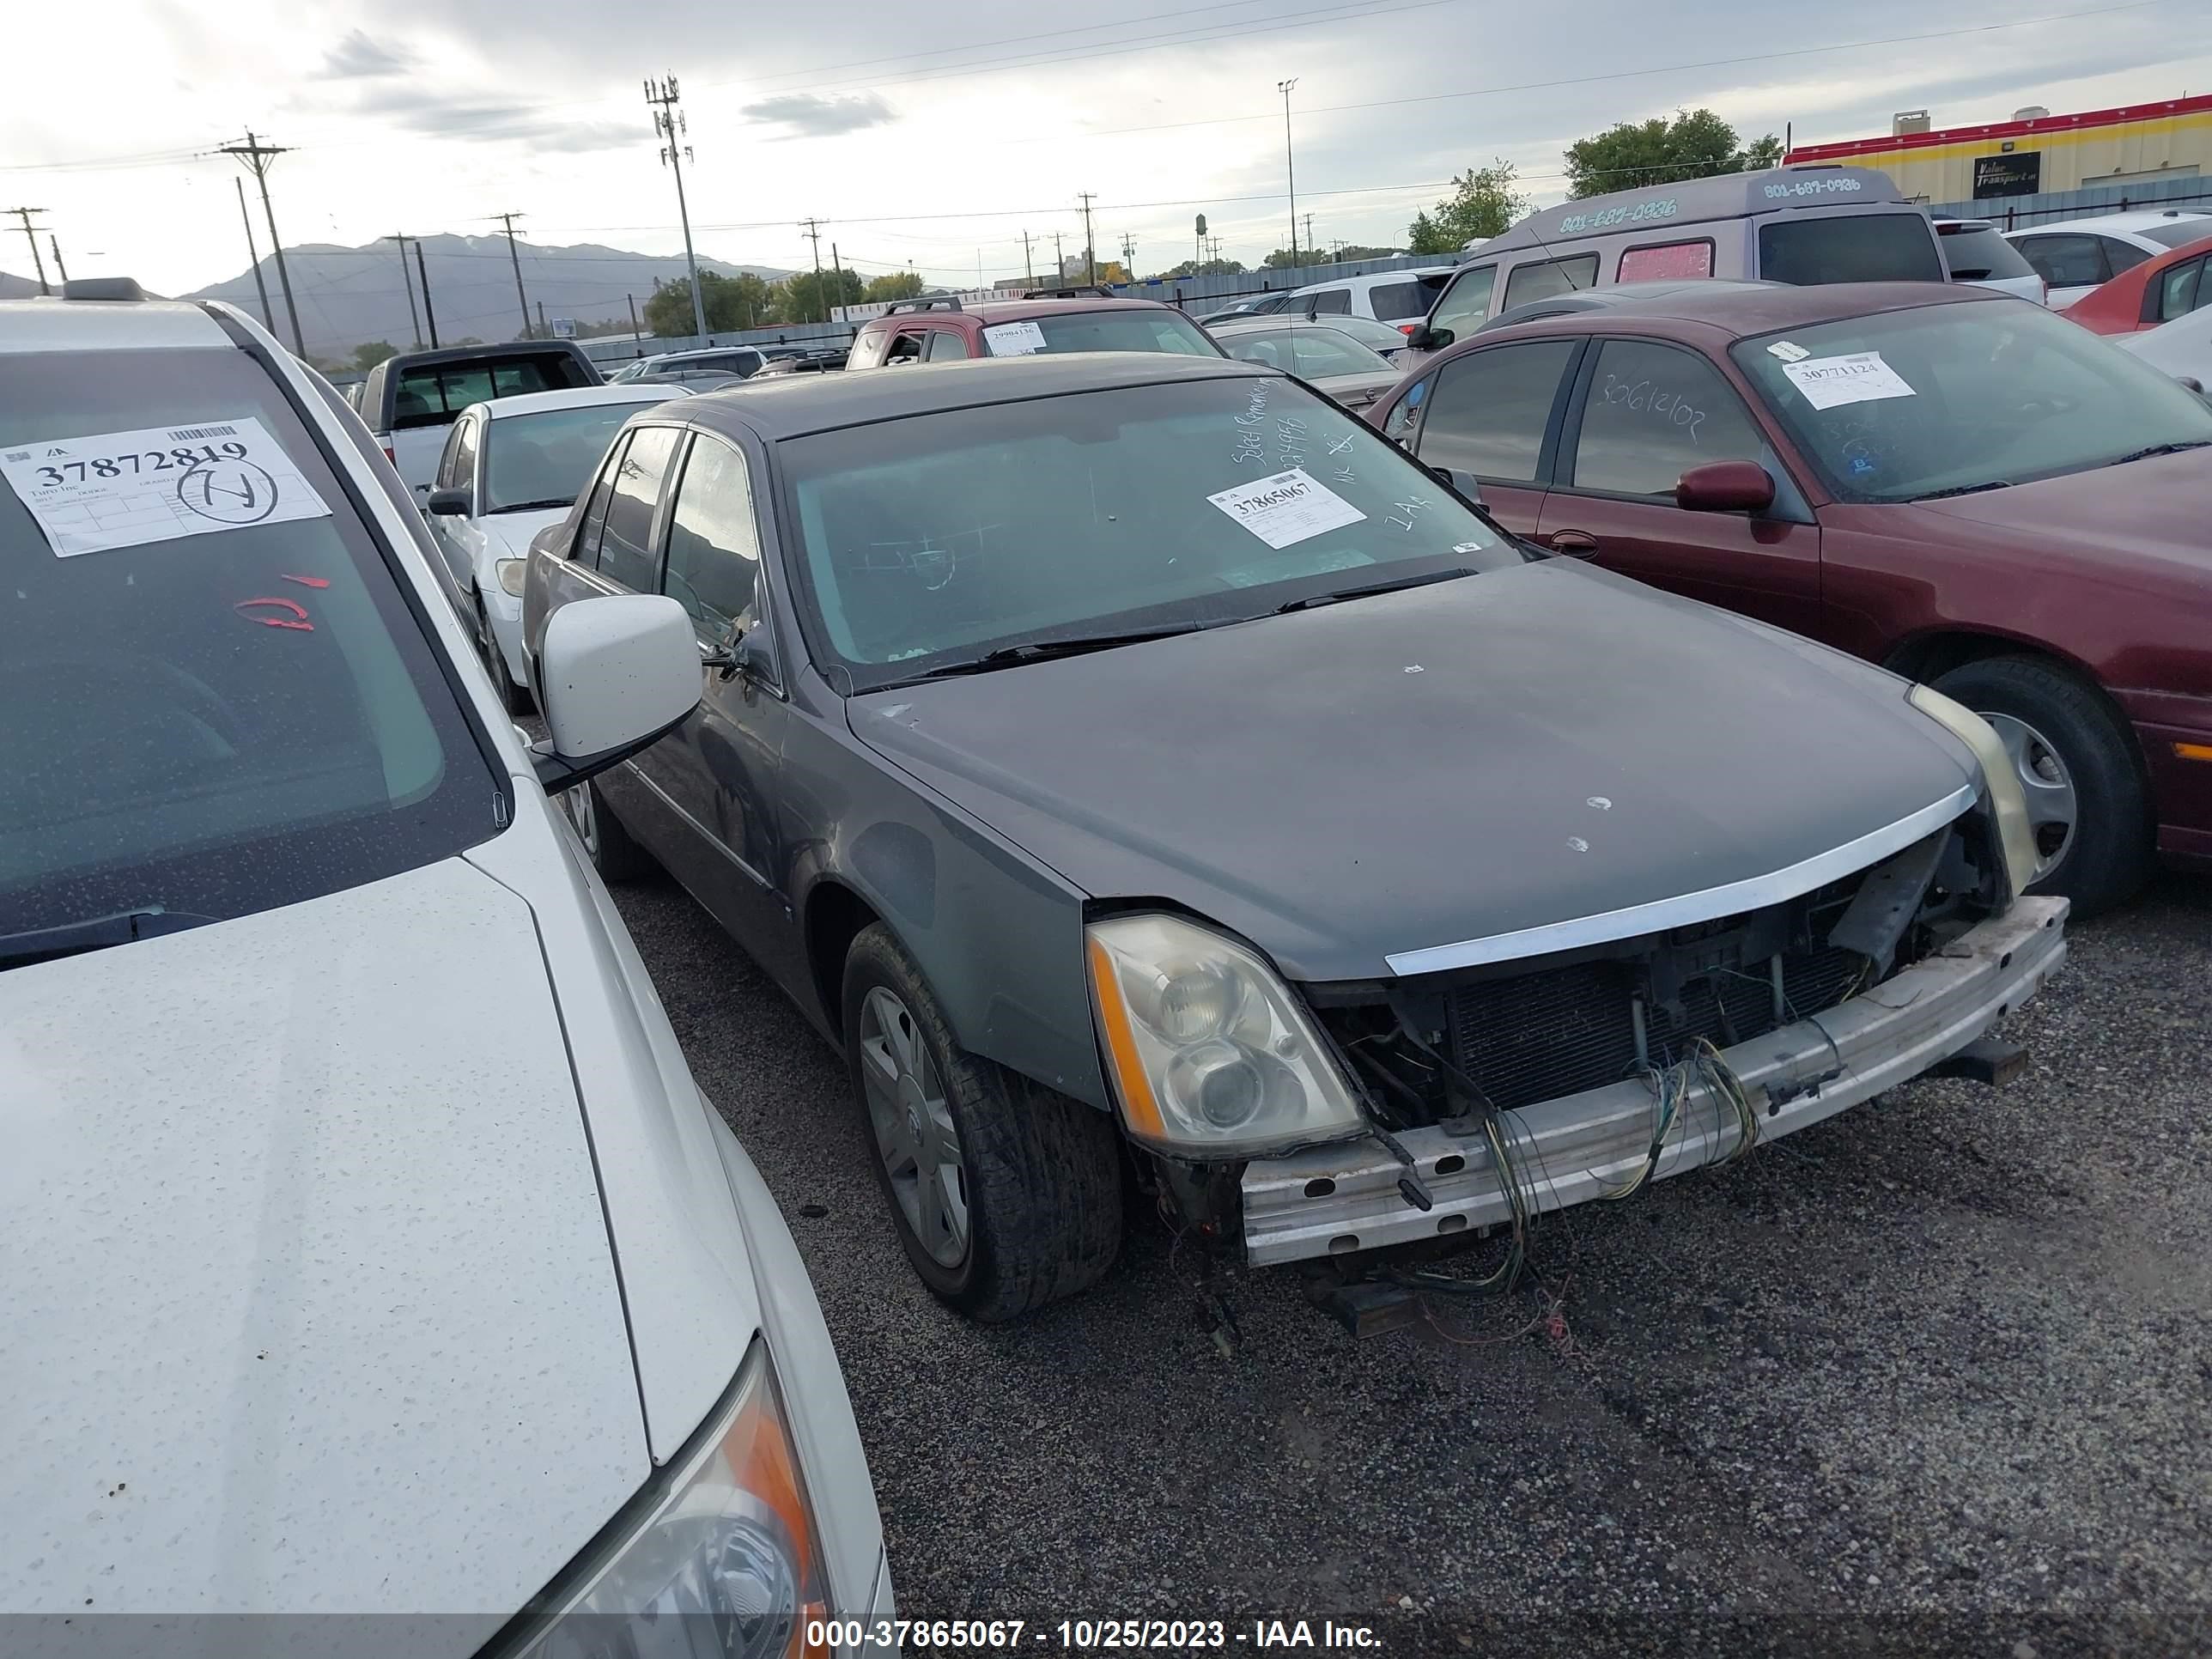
<box><xmin>1279</xmin><ymin>79</ymin><xmax>1299</xmax><ymax>266</ymax></box>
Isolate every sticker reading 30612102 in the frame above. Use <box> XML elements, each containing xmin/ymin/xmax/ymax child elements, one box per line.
<box><xmin>1206</xmin><ymin>467</ymin><xmax>1366</xmax><ymax>550</ymax></box>
<box><xmin>0</xmin><ymin>417</ymin><xmax>332</xmax><ymax>558</ymax></box>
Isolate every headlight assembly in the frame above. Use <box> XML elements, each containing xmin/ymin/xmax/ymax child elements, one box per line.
<box><xmin>1086</xmin><ymin>913</ymin><xmax>1364</xmax><ymax>1156</ymax></box>
<box><xmin>497</xmin><ymin>557</ymin><xmax>528</xmax><ymax>598</ymax></box>
<box><xmin>517</xmin><ymin>1342</ymin><xmax>830</xmax><ymax>1659</ymax></box>
<box><xmin>1908</xmin><ymin>684</ymin><xmax>2041</xmax><ymax>899</ymax></box>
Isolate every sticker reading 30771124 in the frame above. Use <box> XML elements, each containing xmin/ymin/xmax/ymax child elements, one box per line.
<box><xmin>1206</xmin><ymin>467</ymin><xmax>1365</xmax><ymax>550</ymax></box>
<box><xmin>0</xmin><ymin>417</ymin><xmax>332</xmax><ymax>558</ymax></box>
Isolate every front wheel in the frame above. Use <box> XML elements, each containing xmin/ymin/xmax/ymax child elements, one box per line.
<box><xmin>842</xmin><ymin>923</ymin><xmax>1122</xmax><ymax>1321</ymax></box>
<box><xmin>561</xmin><ymin>775</ymin><xmax>653</xmax><ymax>883</ymax></box>
<box><xmin>476</xmin><ymin>597</ymin><xmax>529</xmax><ymax>716</ymax></box>
<box><xmin>1935</xmin><ymin>655</ymin><xmax>2153</xmax><ymax>917</ymax></box>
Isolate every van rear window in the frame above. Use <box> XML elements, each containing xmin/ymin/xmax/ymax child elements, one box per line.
<box><xmin>1757</xmin><ymin>214</ymin><xmax>1944</xmax><ymax>286</ymax></box>
<box><xmin>391</xmin><ymin>356</ymin><xmax>586</xmax><ymax>429</ymax></box>
<box><xmin>1501</xmin><ymin>256</ymin><xmax>1599</xmax><ymax>310</ymax></box>
<box><xmin>1367</xmin><ymin>279</ymin><xmax>1440</xmax><ymax>321</ymax></box>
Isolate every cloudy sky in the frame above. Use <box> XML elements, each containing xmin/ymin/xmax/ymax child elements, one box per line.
<box><xmin>4</xmin><ymin>0</ymin><xmax>2209</xmax><ymax>302</ymax></box>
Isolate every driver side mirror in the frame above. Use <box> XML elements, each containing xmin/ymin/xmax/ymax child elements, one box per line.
<box><xmin>702</xmin><ymin>617</ymin><xmax>775</xmax><ymax>687</ymax></box>
<box><xmin>1425</xmin><ymin>463</ymin><xmax>1482</xmax><ymax>507</ymax></box>
<box><xmin>1675</xmin><ymin>460</ymin><xmax>1776</xmax><ymax>514</ymax></box>
<box><xmin>1406</xmin><ymin>325</ymin><xmax>1450</xmax><ymax>351</ymax></box>
<box><xmin>2179</xmin><ymin>375</ymin><xmax>2206</xmax><ymax>395</ymax></box>
<box><xmin>425</xmin><ymin>487</ymin><xmax>472</xmax><ymax>517</ymax></box>
<box><xmin>531</xmin><ymin>595</ymin><xmax>701</xmax><ymax>791</ymax></box>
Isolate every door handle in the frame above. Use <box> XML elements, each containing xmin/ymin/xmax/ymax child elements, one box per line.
<box><xmin>1547</xmin><ymin>529</ymin><xmax>1599</xmax><ymax>556</ymax></box>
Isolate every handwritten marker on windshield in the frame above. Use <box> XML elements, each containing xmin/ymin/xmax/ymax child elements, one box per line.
<box><xmin>282</xmin><ymin>573</ymin><xmax>331</xmax><ymax>589</ymax></box>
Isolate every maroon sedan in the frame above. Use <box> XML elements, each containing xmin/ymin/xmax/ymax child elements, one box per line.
<box><xmin>1369</xmin><ymin>282</ymin><xmax>2212</xmax><ymax>914</ymax></box>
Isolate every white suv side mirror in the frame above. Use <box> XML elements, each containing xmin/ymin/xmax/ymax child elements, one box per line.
<box><xmin>532</xmin><ymin>594</ymin><xmax>700</xmax><ymax>789</ymax></box>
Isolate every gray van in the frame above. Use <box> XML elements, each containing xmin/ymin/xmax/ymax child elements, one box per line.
<box><xmin>1412</xmin><ymin>165</ymin><xmax>1943</xmax><ymax>351</ymax></box>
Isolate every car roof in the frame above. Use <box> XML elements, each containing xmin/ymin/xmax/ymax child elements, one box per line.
<box><xmin>866</xmin><ymin>296</ymin><xmax>1182</xmax><ymax>328</ymax></box>
<box><xmin>1468</xmin><ymin>279</ymin><xmax>1996</xmax><ymax>345</ymax></box>
<box><xmin>2007</xmin><ymin>210</ymin><xmax>2212</xmax><ymax>238</ymax></box>
<box><xmin>1474</xmin><ymin>165</ymin><xmax>1914</xmax><ymax>258</ymax></box>
<box><xmin>677</xmin><ymin>349</ymin><xmax>1261</xmax><ymax>440</ymax></box>
<box><xmin>0</xmin><ymin>295</ymin><xmax>230</xmax><ymax>355</ymax></box>
<box><xmin>1288</xmin><ymin>267</ymin><xmax>1451</xmax><ymax>296</ymax></box>
<box><xmin>477</xmin><ymin>384</ymin><xmax>687</xmax><ymax>418</ymax></box>
<box><xmin>646</xmin><ymin>346</ymin><xmax>761</xmax><ymax>363</ymax></box>
<box><xmin>1206</xmin><ymin>315</ymin><xmax>1363</xmax><ymax>333</ymax></box>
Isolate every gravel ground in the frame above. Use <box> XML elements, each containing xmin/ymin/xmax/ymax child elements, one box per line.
<box><xmin>612</xmin><ymin>869</ymin><xmax>2212</xmax><ymax>1657</ymax></box>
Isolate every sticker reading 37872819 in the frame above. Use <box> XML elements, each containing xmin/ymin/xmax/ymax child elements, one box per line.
<box><xmin>1206</xmin><ymin>467</ymin><xmax>1365</xmax><ymax>550</ymax></box>
<box><xmin>0</xmin><ymin>416</ymin><xmax>332</xmax><ymax>558</ymax></box>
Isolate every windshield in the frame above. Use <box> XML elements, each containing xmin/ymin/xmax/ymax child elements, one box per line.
<box><xmin>0</xmin><ymin>347</ymin><xmax>502</xmax><ymax>946</ymax></box>
<box><xmin>781</xmin><ymin>375</ymin><xmax>1520</xmax><ymax>689</ymax></box>
<box><xmin>2137</xmin><ymin>220</ymin><xmax>2212</xmax><ymax>250</ymax></box>
<box><xmin>1757</xmin><ymin>212</ymin><xmax>1944</xmax><ymax>285</ymax></box>
<box><xmin>1939</xmin><ymin>224</ymin><xmax>2037</xmax><ymax>283</ymax></box>
<box><xmin>1732</xmin><ymin>300</ymin><xmax>2212</xmax><ymax>502</ymax></box>
<box><xmin>1220</xmin><ymin>326</ymin><xmax>1394</xmax><ymax>379</ymax></box>
<box><xmin>980</xmin><ymin>308</ymin><xmax>1222</xmax><ymax>359</ymax></box>
<box><xmin>484</xmin><ymin>402</ymin><xmax>660</xmax><ymax>511</ymax></box>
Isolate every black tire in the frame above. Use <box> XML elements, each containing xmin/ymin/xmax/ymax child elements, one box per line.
<box><xmin>562</xmin><ymin>776</ymin><xmax>653</xmax><ymax>883</ymax></box>
<box><xmin>476</xmin><ymin>596</ymin><xmax>529</xmax><ymax>717</ymax></box>
<box><xmin>1935</xmin><ymin>655</ymin><xmax>2153</xmax><ymax>917</ymax></box>
<box><xmin>842</xmin><ymin>923</ymin><xmax>1121</xmax><ymax>1321</ymax></box>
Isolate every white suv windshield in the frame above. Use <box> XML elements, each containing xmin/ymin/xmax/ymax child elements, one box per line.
<box><xmin>782</xmin><ymin>376</ymin><xmax>1519</xmax><ymax>688</ymax></box>
<box><xmin>0</xmin><ymin>347</ymin><xmax>501</xmax><ymax>950</ymax></box>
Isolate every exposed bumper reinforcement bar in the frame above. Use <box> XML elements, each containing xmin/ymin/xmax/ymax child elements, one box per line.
<box><xmin>1242</xmin><ymin>897</ymin><xmax>2069</xmax><ymax>1268</ymax></box>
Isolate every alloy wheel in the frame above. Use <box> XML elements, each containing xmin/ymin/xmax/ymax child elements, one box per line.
<box><xmin>858</xmin><ymin>987</ymin><xmax>970</xmax><ymax>1268</ymax></box>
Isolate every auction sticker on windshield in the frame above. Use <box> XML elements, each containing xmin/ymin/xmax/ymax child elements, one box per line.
<box><xmin>0</xmin><ymin>417</ymin><xmax>331</xmax><ymax>558</ymax></box>
<box><xmin>1780</xmin><ymin>352</ymin><xmax>1917</xmax><ymax>411</ymax></box>
<box><xmin>982</xmin><ymin>321</ymin><xmax>1049</xmax><ymax>356</ymax></box>
<box><xmin>1206</xmin><ymin>467</ymin><xmax>1366</xmax><ymax>550</ymax></box>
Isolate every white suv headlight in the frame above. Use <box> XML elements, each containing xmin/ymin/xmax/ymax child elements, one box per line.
<box><xmin>1086</xmin><ymin>913</ymin><xmax>1364</xmax><ymax>1156</ymax></box>
<box><xmin>517</xmin><ymin>1342</ymin><xmax>831</xmax><ymax>1659</ymax></box>
<box><xmin>1908</xmin><ymin>684</ymin><xmax>2040</xmax><ymax>899</ymax></box>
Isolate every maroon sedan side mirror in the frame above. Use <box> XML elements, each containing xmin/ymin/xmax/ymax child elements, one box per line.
<box><xmin>1675</xmin><ymin>460</ymin><xmax>1776</xmax><ymax>514</ymax></box>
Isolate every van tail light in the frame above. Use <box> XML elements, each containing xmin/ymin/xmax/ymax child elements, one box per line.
<box><xmin>1399</xmin><ymin>322</ymin><xmax>1419</xmax><ymax>336</ymax></box>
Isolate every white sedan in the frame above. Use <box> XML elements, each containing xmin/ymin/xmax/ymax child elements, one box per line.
<box><xmin>2</xmin><ymin>288</ymin><xmax>894</xmax><ymax>1650</ymax></box>
<box><xmin>427</xmin><ymin>383</ymin><xmax>689</xmax><ymax>712</ymax></box>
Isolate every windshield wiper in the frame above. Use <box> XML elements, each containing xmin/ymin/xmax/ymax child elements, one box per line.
<box><xmin>488</xmin><ymin>498</ymin><xmax>575</xmax><ymax>515</ymax></box>
<box><xmin>0</xmin><ymin>907</ymin><xmax>217</xmax><ymax>970</ymax></box>
<box><xmin>884</xmin><ymin>622</ymin><xmax>1213</xmax><ymax>684</ymax></box>
<box><xmin>2106</xmin><ymin>439</ymin><xmax>2212</xmax><ymax>468</ymax></box>
<box><xmin>1274</xmin><ymin>565</ymin><xmax>1480</xmax><ymax>613</ymax></box>
<box><xmin>1911</xmin><ymin>481</ymin><xmax>2013</xmax><ymax>501</ymax></box>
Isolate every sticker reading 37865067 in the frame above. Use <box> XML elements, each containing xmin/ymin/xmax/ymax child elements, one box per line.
<box><xmin>1206</xmin><ymin>467</ymin><xmax>1365</xmax><ymax>550</ymax></box>
<box><xmin>0</xmin><ymin>416</ymin><xmax>332</xmax><ymax>558</ymax></box>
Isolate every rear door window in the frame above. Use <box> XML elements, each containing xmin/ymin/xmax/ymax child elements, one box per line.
<box><xmin>594</xmin><ymin>425</ymin><xmax>680</xmax><ymax>592</ymax></box>
<box><xmin>1756</xmin><ymin>212</ymin><xmax>1943</xmax><ymax>285</ymax></box>
<box><xmin>1501</xmin><ymin>256</ymin><xmax>1600</xmax><ymax>310</ymax></box>
<box><xmin>2155</xmin><ymin>257</ymin><xmax>2206</xmax><ymax>321</ymax></box>
<box><xmin>2014</xmin><ymin>234</ymin><xmax>2109</xmax><ymax>288</ymax></box>
<box><xmin>2102</xmin><ymin>238</ymin><xmax>2153</xmax><ymax>275</ymax></box>
<box><xmin>924</xmin><ymin>331</ymin><xmax>970</xmax><ymax>362</ymax></box>
<box><xmin>1305</xmin><ymin>289</ymin><xmax>1352</xmax><ymax>315</ymax></box>
<box><xmin>1566</xmin><ymin>338</ymin><xmax>1772</xmax><ymax>497</ymax></box>
<box><xmin>1414</xmin><ymin>339</ymin><xmax>1577</xmax><ymax>483</ymax></box>
<box><xmin>1428</xmin><ymin>264</ymin><xmax>1498</xmax><ymax>337</ymax></box>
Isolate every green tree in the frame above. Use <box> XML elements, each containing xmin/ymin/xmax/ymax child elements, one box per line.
<box><xmin>1151</xmin><ymin>258</ymin><xmax>1245</xmax><ymax>279</ymax></box>
<box><xmin>861</xmin><ymin>270</ymin><xmax>925</xmax><ymax>302</ymax></box>
<box><xmin>1563</xmin><ymin>108</ymin><xmax>1784</xmax><ymax>199</ymax></box>
<box><xmin>641</xmin><ymin>270</ymin><xmax>779</xmax><ymax>337</ymax></box>
<box><xmin>1406</xmin><ymin>161</ymin><xmax>1530</xmax><ymax>253</ymax></box>
<box><xmin>777</xmin><ymin>267</ymin><xmax>866</xmax><ymax>324</ymax></box>
<box><xmin>352</xmin><ymin>340</ymin><xmax>398</xmax><ymax>369</ymax></box>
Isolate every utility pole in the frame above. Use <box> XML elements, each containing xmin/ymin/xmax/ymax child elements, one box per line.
<box><xmin>48</xmin><ymin>234</ymin><xmax>67</xmax><ymax>284</ymax></box>
<box><xmin>1195</xmin><ymin>213</ymin><xmax>1206</xmax><ymax>272</ymax></box>
<box><xmin>800</xmin><ymin>217</ymin><xmax>825</xmax><ymax>323</ymax></box>
<box><xmin>230</xmin><ymin>181</ymin><xmax>275</xmax><ymax>329</ymax></box>
<box><xmin>495</xmin><ymin>211</ymin><xmax>532</xmax><ymax>341</ymax></box>
<box><xmin>1278</xmin><ymin>79</ymin><xmax>1299</xmax><ymax>265</ymax></box>
<box><xmin>1052</xmin><ymin>231</ymin><xmax>1065</xmax><ymax>282</ymax></box>
<box><xmin>1078</xmin><ymin>192</ymin><xmax>1098</xmax><ymax>284</ymax></box>
<box><xmin>5</xmin><ymin>207</ymin><xmax>50</xmax><ymax>295</ymax></box>
<box><xmin>413</xmin><ymin>238</ymin><xmax>440</xmax><ymax>348</ymax></box>
<box><xmin>218</xmin><ymin>132</ymin><xmax>305</xmax><ymax>357</ymax></box>
<box><xmin>626</xmin><ymin>293</ymin><xmax>641</xmax><ymax>339</ymax></box>
<box><xmin>1303</xmin><ymin>214</ymin><xmax>1315</xmax><ymax>259</ymax></box>
<box><xmin>645</xmin><ymin>76</ymin><xmax>707</xmax><ymax>340</ymax></box>
<box><xmin>1021</xmin><ymin>230</ymin><xmax>1036</xmax><ymax>287</ymax></box>
<box><xmin>537</xmin><ymin>299</ymin><xmax>548</xmax><ymax>338</ymax></box>
<box><xmin>832</xmin><ymin>240</ymin><xmax>845</xmax><ymax>319</ymax></box>
<box><xmin>1121</xmin><ymin>232</ymin><xmax>1134</xmax><ymax>277</ymax></box>
<box><xmin>388</xmin><ymin>233</ymin><xmax>421</xmax><ymax>348</ymax></box>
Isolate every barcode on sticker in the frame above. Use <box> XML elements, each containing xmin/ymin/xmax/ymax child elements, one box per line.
<box><xmin>3</xmin><ymin>451</ymin><xmax>27</xmax><ymax>463</ymax></box>
<box><xmin>167</xmin><ymin>425</ymin><xmax>239</xmax><ymax>441</ymax></box>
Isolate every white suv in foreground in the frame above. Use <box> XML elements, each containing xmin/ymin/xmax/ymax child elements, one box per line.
<box><xmin>0</xmin><ymin>283</ymin><xmax>894</xmax><ymax>1654</ymax></box>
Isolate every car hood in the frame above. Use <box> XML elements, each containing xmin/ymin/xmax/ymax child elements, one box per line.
<box><xmin>0</xmin><ymin>859</ymin><xmax>649</xmax><ymax>1619</ymax></box>
<box><xmin>848</xmin><ymin>560</ymin><xmax>1980</xmax><ymax>981</ymax></box>
<box><xmin>479</xmin><ymin>505</ymin><xmax>573</xmax><ymax>562</ymax></box>
<box><xmin>1893</xmin><ymin>447</ymin><xmax>2212</xmax><ymax>590</ymax></box>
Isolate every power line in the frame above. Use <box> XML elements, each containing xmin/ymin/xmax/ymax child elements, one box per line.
<box><xmin>4</xmin><ymin>207</ymin><xmax>51</xmax><ymax>294</ymax></box>
<box><xmin>217</xmin><ymin>132</ymin><xmax>306</xmax><ymax>357</ymax></box>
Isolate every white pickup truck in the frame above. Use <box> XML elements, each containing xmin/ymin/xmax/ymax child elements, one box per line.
<box><xmin>360</xmin><ymin>339</ymin><xmax>604</xmax><ymax>500</ymax></box>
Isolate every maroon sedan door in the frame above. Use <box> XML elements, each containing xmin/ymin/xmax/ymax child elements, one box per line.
<box><xmin>1398</xmin><ymin>337</ymin><xmax>1582</xmax><ymax>538</ymax></box>
<box><xmin>1536</xmin><ymin>336</ymin><xmax>1825</xmax><ymax>640</ymax></box>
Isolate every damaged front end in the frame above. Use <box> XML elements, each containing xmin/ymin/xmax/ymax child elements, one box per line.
<box><xmin>1119</xmin><ymin>793</ymin><xmax>2067</xmax><ymax>1271</ymax></box>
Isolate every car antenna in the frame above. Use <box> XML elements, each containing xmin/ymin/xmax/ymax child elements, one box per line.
<box><xmin>1516</xmin><ymin>199</ymin><xmax>1585</xmax><ymax>290</ymax></box>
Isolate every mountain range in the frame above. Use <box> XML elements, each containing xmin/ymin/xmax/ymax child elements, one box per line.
<box><xmin>179</xmin><ymin>235</ymin><xmax>790</xmax><ymax>357</ymax></box>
